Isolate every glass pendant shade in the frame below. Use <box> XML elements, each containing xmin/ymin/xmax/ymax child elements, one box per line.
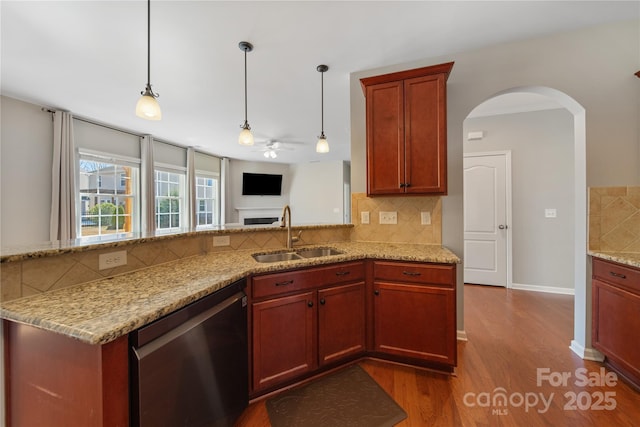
<box><xmin>239</xmin><ymin>126</ymin><xmax>254</xmax><ymax>146</ymax></box>
<box><xmin>136</xmin><ymin>91</ymin><xmax>161</xmax><ymax>120</ymax></box>
<box><xmin>316</xmin><ymin>135</ymin><xmax>329</xmax><ymax>153</ymax></box>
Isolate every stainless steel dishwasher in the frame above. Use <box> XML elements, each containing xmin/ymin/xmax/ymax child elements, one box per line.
<box><xmin>130</xmin><ymin>279</ymin><xmax>248</xmax><ymax>427</ymax></box>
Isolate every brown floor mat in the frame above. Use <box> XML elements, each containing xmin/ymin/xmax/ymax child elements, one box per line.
<box><xmin>266</xmin><ymin>364</ymin><xmax>407</xmax><ymax>427</ymax></box>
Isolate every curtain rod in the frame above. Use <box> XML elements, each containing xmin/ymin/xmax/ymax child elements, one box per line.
<box><xmin>41</xmin><ymin>106</ymin><xmax>193</xmax><ymax>151</ymax></box>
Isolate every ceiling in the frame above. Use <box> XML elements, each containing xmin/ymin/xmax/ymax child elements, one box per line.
<box><xmin>1</xmin><ymin>1</ymin><xmax>637</xmax><ymax>164</ymax></box>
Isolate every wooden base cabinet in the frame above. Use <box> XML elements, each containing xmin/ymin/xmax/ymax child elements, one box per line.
<box><xmin>372</xmin><ymin>261</ymin><xmax>456</xmax><ymax>367</ymax></box>
<box><xmin>592</xmin><ymin>258</ymin><xmax>640</xmax><ymax>388</ymax></box>
<box><xmin>3</xmin><ymin>321</ymin><xmax>129</xmax><ymax>427</ymax></box>
<box><xmin>250</xmin><ymin>262</ymin><xmax>366</xmax><ymax>394</ymax></box>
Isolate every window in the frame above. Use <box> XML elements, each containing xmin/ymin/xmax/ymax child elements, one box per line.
<box><xmin>155</xmin><ymin>170</ymin><xmax>185</xmax><ymax>231</ymax></box>
<box><xmin>196</xmin><ymin>175</ymin><xmax>218</xmax><ymax>227</ymax></box>
<box><xmin>78</xmin><ymin>154</ymin><xmax>139</xmax><ymax>238</ymax></box>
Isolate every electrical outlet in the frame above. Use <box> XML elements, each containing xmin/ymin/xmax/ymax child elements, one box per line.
<box><xmin>545</xmin><ymin>209</ymin><xmax>557</xmax><ymax>218</ymax></box>
<box><xmin>421</xmin><ymin>211</ymin><xmax>432</xmax><ymax>225</ymax></box>
<box><xmin>361</xmin><ymin>211</ymin><xmax>370</xmax><ymax>224</ymax></box>
<box><xmin>213</xmin><ymin>235</ymin><xmax>231</xmax><ymax>246</ymax></box>
<box><xmin>379</xmin><ymin>211</ymin><xmax>397</xmax><ymax>225</ymax></box>
<box><xmin>98</xmin><ymin>250</ymin><xmax>127</xmax><ymax>270</ymax></box>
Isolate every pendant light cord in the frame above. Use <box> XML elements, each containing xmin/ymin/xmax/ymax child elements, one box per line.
<box><xmin>320</xmin><ymin>69</ymin><xmax>324</xmax><ymax>135</ymax></box>
<box><xmin>244</xmin><ymin>48</ymin><xmax>248</xmax><ymax>124</ymax></box>
<box><xmin>146</xmin><ymin>0</ymin><xmax>151</xmax><ymax>86</ymax></box>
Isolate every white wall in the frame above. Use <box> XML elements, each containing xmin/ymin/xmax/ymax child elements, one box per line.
<box><xmin>464</xmin><ymin>109</ymin><xmax>575</xmax><ymax>291</ymax></box>
<box><xmin>226</xmin><ymin>159</ymin><xmax>290</xmax><ymax>224</ymax></box>
<box><xmin>1</xmin><ymin>96</ymin><xmax>53</xmax><ymax>246</ymax></box>
<box><xmin>350</xmin><ymin>20</ymin><xmax>640</xmax><ymax>349</ymax></box>
<box><xmin>289</xmin><ymin>160</ymin><xmax>347</xmax><ymax>224</ymax></box>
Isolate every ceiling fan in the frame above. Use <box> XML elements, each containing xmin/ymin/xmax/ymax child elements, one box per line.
<box><xmin>252</xmin><ymin>140</ymin><xmax>295</xmax><ymax>159</ymax></box>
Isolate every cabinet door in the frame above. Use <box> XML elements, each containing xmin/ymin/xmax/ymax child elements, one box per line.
<box><xmin>252</xmin><ymin>292</ymin><xmax>316</xmax><ymax>391</ymax></box>
<box><xmin>374</xmin><ymin>282</ymin><xmax>455</xmax><ymax>365</ymax></box>
<box><xmin>366</xmin><ymin>80</ymin><xmax>405</xmax><ymax>195</ymax></box>
<box><xmin>404</xmin><ymin>73</ymin><xmax>447</xmax><ymax>194</ymax></box>
<box><xmin>318</xmin><ymin>282</ymin><xmax>366</xmax><ymax>366</ymax></box>
<box><xmin>592</xmin><ymin>279</ymin><xmax>640</xmax><ymax>382</ymax></box>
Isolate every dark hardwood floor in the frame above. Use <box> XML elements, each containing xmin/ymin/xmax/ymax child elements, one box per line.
<box><xmin>235</xmin><ymin>284</ymin><xmax>640</xmax><ymax>426</ymax></box>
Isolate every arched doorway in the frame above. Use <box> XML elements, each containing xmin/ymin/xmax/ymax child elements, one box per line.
<box><xmin>462</xmin><ymin>86</ymin><xmax>599</xmax><ymax>360</ymax></box>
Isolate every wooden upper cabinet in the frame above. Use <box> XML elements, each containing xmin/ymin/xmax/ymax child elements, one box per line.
<box><xmin>361</xmin><ymin>62</ymin><xmax>454</xmax><ymax>196</ymax></box>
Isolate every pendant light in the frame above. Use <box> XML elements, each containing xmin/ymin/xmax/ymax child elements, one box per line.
<box><xmin>135</xmin><ymin>0</ymin><xmax>161</xmax><ymax>120</ymax></box>
<box><xmin>316</xmin><ymin>64</ymin><xmax>329</xmax><ymax>153</ymax></box>
<box><xmin>238</xmin><ymin>41</ymin><xmax>254</xmax><ymax>146</ymax></box>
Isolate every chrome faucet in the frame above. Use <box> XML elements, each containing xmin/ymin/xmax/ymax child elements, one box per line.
<box><xmin>280</xmin><ymin>205</ymin><xmax>301</xmax><ymax>249</ymax></box>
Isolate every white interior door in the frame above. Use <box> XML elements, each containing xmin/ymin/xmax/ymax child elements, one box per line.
<box><xmin>463</xmin><ymin>152</ymin><xmax>511</xmax><ymax>287</ymax></box>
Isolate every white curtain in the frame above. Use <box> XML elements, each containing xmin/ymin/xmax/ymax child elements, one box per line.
<box><xmin>220</xmin><ymin>157</ymin><xmax>230</xmax><ymax>225</ymax></box>
<box><xmin>140</xmin><ymin>135</ymin><xmax>156</xmax><ymax>234</ymax></box>
<box><xmin>187</xmin><ymin>147</ymin><xmax>196</xmax><ymax>229</ymax></box>
<box><xmin>49</xmin><ymin>110</ymin><xmax>77</xmax><ymax>241</ymax></box>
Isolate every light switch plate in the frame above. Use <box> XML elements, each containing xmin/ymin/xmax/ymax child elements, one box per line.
<box><xmin>361</xmin><ymin>211</ymin><xmax>370</xmax><ymax>224</ymax></box>
<box><xmin>99</xmin><ymin>250</ymin><xmax>127</xmax><ymax>270</ymax></box>
<box><xmin>379</xmin><ymin>211</ymin><xmax>398</xmax><ymax>225</ymax></box>
<box><xmin>213</xmin><ymin>235</ymin><xmax>231</xmax><ymax>246</ymax></box>
<box><xmin>545</xmin><ymin>209</ymin><xmax>557</xmax><ymax>218</ymax></box>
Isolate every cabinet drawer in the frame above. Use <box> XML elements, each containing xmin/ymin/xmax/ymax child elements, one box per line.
<box><xmin>374</xmin><ymin>261</ymin><xmax>455</xmax><ymax>286</ymax></box>
<box><xmin>593</xmin><ymin>258</ymin><xmax>640</xmax><ymax>293</ymax></box>
<box><xmin>252</xmin><ymin>262</ymin><xmax>365</xmax><ymax>299</ymax></box>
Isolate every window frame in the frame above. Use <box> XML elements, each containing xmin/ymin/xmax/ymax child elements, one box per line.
<box><xmin>154</xmin><ymin>163</ymin><xmax>187</xmax><ymax>233</ymax></box>
<box><xmin>195</xmin><ymin>170</ymin><xmax>220</xmax><ymax>229</ymax></box>
<box><xmin>77</xmin><ymin>149</ymin><xmax>141</xmax><ymax>240</ymax></box>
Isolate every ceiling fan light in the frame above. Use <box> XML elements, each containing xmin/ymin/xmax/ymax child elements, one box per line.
<box><xmin>316</xmin><ymin>136</ymin><xmax>329</xmax><ymax>153</ymax></box>
<box><xmin>136</xmin><ymin>92</ymin><xmax>162</xmax><ymax>120</ymax></box>
<box><xmin>239</xmin><ymin>126</ymin><xmax>254</xmax><ymax>146</ymax></box>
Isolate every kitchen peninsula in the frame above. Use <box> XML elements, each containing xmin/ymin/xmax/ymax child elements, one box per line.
<box><xmin>1</xmin><ymin>224</ymin><xmax>460</xmax><ymax>426</ymax></box>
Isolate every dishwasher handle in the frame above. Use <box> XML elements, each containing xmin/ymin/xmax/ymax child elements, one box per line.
<box><xmin>133</xmin><ymin>291</ymin><xmax>245</xmax><ymax>360</ymax></box>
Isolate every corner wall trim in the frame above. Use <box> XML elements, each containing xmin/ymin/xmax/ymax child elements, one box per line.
<box><xmin>570</xmin><ymin>340</ymin><xmax>605</xmax><ymax>362</ymax></box>
<box><xmin>511</xmin><ymin>283</ymin><xmax>575</xmax><ymax>295</ymax></box>
<box><xmin>457</xmin><ymin>330</ymin><xmax>468</xmax><ymax>341</ymax></box>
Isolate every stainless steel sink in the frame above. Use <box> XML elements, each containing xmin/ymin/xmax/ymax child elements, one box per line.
<box><xmin>252</xmin><ymin>252</ymin><xmax>302</xmax><ymax>263</ymax></box>
<box><xmin>252</xmin><ymin>247</ymin><xmax>343</xmax><ymax>263</ymax></box>
<box><xmin>295</xmin><ymin>247</ymin><xmax>344</xmax><ymax>258</ymax></box>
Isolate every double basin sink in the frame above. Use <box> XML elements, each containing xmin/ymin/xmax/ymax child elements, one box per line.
<box><xmin>252</xmin><ymin>247</ymin><xmax>343</xmax><ymax>263</ymax></box>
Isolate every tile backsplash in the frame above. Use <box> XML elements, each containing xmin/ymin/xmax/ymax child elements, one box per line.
<box><xmin>1</xmin><ymin>227</ymin><xmax>351</xmax><ymax>302</ymax></box>
<box><xmin>588</xmin><ymin>186</ymin><xmax>640</xmax><ymax>252</ymax></box>
<box><xmin>350</xmin><ymin>192</ymin><xmax>442</xmax><ymax>244</ymax></box>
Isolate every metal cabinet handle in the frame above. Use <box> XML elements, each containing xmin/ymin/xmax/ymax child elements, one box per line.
<box><xmin>335</xmin><ymin>271</ymin><xmax>351</xmax><ymax>277</ymax></box>
<box><xmin>320</xmin><ymin>298</ymin><xmax>326</xmax><ymax>305</ymax></box>
<box><xmin>402</xmin><ymin>271</ymin><xmax>421</xmax><ymax>277</ymax></box>
<box><xmin>374</xmin><ymin>289</ymin><xmax>380</xmax><ymax>296</ymax></box>
<box><xmin>275</xmin><ymin>280</ymin><xmax>294</xmax><ymax>287</ymax></box>
<box><xmin>499</xmin><ymin>225</ymin><xmax>508</xmax><ymax>230</ymax></box>
<box><xmin>308</xmin><ymin>300</ymin><xmax>314</xmax><ymax>307</ymax></box>
<box><xmin>609</xmin><ymin>271</ymin><xmax>627</xmax><ymax>279</ymax></box>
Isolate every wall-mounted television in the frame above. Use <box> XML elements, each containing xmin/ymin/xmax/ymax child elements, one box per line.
<box><xmin>242</xmin><ymin>172</ymin><xmax>283</xmax><ymax>196</ymax></box>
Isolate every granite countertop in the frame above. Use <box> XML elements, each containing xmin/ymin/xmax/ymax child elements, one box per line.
<box><xmin>0</xmin><ymin>242</ymin><xmax>460</xmax><ymax>345</ymax></box>
<box><xmin>588</xmin><ymin>251</ymin><xmax>640</xmax><ymax>269</ymax></box>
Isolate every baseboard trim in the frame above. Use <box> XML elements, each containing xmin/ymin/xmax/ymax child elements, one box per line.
<box><xmin>570</xmin><ymin>340</ymin><xmax>605</xmax><ymax>361</ymax></box>
<box><xmin>457</xmin><ymin>330</ymin><xmax>468</xmax><ymax>341</ymax></box>
<box><xmin>511</xmin><ymin>282</ymin><xmax>575</xmax><ymax>295</ymax></box>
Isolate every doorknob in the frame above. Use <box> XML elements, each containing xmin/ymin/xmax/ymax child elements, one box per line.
<box><xmin>498</xmin><ymin>225</ymin><xmax>508</xmax><ymax>230</ymax></box>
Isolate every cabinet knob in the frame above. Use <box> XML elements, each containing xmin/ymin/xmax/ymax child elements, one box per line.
<box><xmin>374</xmin><ymin>289</ymin><xmax>380</xmax><ymax>296</ymax></box>
<box><xmin>320</xmin><ymin>298</ymin><xmax>326</xmax><ymax>305</ymax></box>
<box><xmin>308</xmin><ymin>301</ymin><xmax>314</xmax><ymax>307</ymax></box>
